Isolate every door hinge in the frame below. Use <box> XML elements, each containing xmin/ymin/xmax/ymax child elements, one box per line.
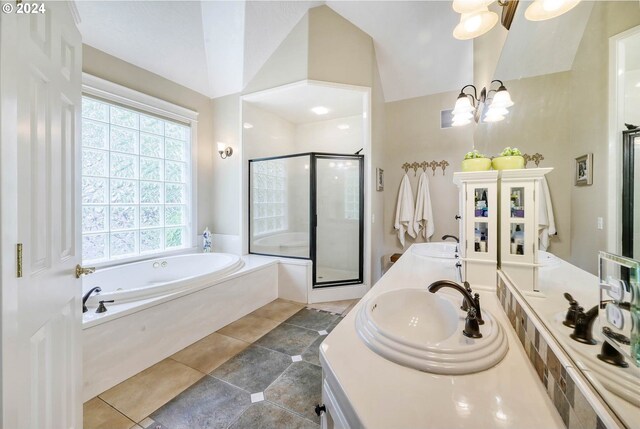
<box><xmin>16</xmin><ymin>243</ymin><xmax>23</xmax><ymax>278</ymax></box>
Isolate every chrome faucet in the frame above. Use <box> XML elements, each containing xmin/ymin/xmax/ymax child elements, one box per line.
<box><xmin>82</xmin><ymin>287</ymin><xmax>102</xmax><ymax>313</ymax></box>
<box><xmin>428</xmin><ymin>280</ymin><xmax>484</xmax><ymax>338</ymax></box>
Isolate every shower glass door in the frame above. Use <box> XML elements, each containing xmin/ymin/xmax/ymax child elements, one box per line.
<box><xmin>313</xmin><ymin>155</ymin><xmax>364</xmax><ymax>287</ymax></box>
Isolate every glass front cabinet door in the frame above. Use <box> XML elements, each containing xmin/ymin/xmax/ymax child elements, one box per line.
<box><xmin>499</xmin><ymin>168</ymin><xmax>553</xmax><ymax>291</ymax></box>
<box><xmin>454</xmin><ymin>171</ymin><xmax>499</xmax><ymax>288</ymax></box>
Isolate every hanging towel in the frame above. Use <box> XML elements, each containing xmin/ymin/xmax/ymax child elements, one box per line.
<box><xmin>538</xmin><ymin>177</ymin><xmax>556</xmax><ymax>251</ymax></box>
<box><xmin>394</xmin><ymin>173</ymin><xmax>416</xmax><ymax>246</ymax></box>
<box><xmin>413</xmin><ymin>172</ymin><xmax>435</xmax><ymax>241</ymax></box>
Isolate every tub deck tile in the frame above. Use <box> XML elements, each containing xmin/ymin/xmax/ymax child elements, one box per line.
<box><xmin>170</xmin><ymin>332</ymin><xmax>249</xmax><ymax>374</ymax></box>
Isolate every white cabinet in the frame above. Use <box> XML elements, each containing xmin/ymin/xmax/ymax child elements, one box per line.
<box><xmin>498</xmin><ymin>168</ymin><xmax>553</xmax><ymax>291</ymax></box>
<box><xmin>453</xmin><ymin>171</ymin><xmax>499</xmax><ymax>288</ymax></box>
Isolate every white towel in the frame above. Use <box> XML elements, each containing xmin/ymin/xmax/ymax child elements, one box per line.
<box><xmin>538</xmin><ymin>177</ymin><xmax>556</xmax><ymax>251</ymax></box>
<box><xmin>394</xmin><ymin>173</ymin><xmax>416</xmax><ymax>246</ymax></box>
<box><xmin>413</xmin><ymin>172</ymin><xmax>435</xmax><ymax>240</ymax></box>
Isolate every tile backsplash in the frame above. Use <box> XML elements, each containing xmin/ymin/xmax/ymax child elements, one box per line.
<box><xmin>496</xmin><ymin>277</ymin><xmax>608</xmax><ymax>429</ymax></box>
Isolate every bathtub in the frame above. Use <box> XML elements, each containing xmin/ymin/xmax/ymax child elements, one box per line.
<box><xmin>83</xmin><ymin>252</ymin><xmax>244</xmax><ymax>305</ymax></box>
<box><xmin>82</xmin><ymin>253</ymin><xmax>278</xmax><ymax>400</ymax></box>
<box><xmin>251</xmin><ymin>231</ymin><xmax>309</xmax><ymax>257</ymax></box>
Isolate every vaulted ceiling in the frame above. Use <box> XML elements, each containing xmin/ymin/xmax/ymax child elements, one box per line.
<box><xmin>75</xmin><ymin>1</ymin><xmax>472</xmax><ymax>102</ymax></box>
<box><xmin>75</xmin><ymin>1</ymin><xmax>593</xmax><ymax>102</ymax></box>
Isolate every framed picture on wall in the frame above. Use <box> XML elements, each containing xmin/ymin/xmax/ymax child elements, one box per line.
<box><xmin>376</xmin><ymin>168</ymin><xmax>384</xmax><ymax>191</ymax></box>
<box><xmin>575</xmin><ymin>153</ymin><xmax>593</xmax><ymax>186</ymax></box>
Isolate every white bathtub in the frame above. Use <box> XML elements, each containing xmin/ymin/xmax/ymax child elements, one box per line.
<box><xmin>82</xmin><ymin>254</ymin><xmax>278</xmax><ymax>400</ymax></box>
<box><xmin>83</xmin><ymin>252</ymin><xmax>244</xmax><ymax>305</ymax></box>
<box><xmin>251</xmin><ymin>231</ymin><xmax>309</xmax><ymax>257</ymax></box>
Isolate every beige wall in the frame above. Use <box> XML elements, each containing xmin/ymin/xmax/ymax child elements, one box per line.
<box><xmin>569</xmin><ymin>1</ymin><xmax>640</xmax><ymax>273</ymax></box>
<box><xmin>243</xmin><ymin>14</ymin><xmax>309</xmax><ymax>94</ymax></box>
<box><xmin>383</xmin><ymin>91</ymin><xmax>475</xmax><ymax>254</ymax></box>
<box><xmin>211</xmin><ymin>93</ymin><xmax>241</xmax><ymax>235</ymax></box>
<box><xmin>294</xmin><ymin>115</ymin><xmax>362</xmax><ymax>154</ymax></box>
<box><xmin>371</xmin><ymin>58</ymin><xmax>386</xmax><ymax>283</ymax></box>
<box><xmin>474</xmin><ymin>71</ymin><xmax>573</xmax><ymax>261</ymax></box>
<box><xmin>82</xmin><ymin>45</ymin><xmax>215</xmax><ymax>236</ymax></box>
<box><xmin>307</xmin><ymin>6</ymin><xmax>374</xmax><ymax>88</ymax></box>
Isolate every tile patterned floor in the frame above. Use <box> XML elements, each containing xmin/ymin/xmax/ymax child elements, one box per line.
<box><xmin>84</xmin><ymin>299</ymin><xmax>356</xmax><ymax>429</ymax></box>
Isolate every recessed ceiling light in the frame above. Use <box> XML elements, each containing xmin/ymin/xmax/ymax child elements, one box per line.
<box><xmin>337</xmin><ymin>124</ymin><xmax>350</xmax><ymax>130</ymax></box>
<box><xmin>636</xmin><ymin>82</ymin><xmax>640</xmax><ymax>88</ymax></box>
<box><xmin>311</xmin><ymin>106</ymin><xmax>329</xmax><ymax>115</ymax></box>
<box><xmin>243</xmin><ymin>122</ymin><xmax>253</xmax><ymax>129</ymax></box>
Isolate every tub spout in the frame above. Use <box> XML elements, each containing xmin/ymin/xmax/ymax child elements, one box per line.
<box><xmin>82</xmin><ymin>287</ymin><xmax>102</xmax><ymax>313</ymax></box>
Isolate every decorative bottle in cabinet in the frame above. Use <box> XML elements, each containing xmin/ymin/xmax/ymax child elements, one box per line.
<box><xmin>499</xmin><ymin>168</ymin><xmax>553</xmax><ymax>291</ymax></box>
<box><xmin>453</xmin><ymin>171</ymin><xmax>499</xmax><ymax>289</ymax></box>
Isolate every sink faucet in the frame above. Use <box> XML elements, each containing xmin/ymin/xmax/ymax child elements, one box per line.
<box><xmin>82</xmin><ymin>287</ymin><xmax>102</xmax><ymax>313</ymax></box>
<box><xmin>570</xmin><ymin>305</ymin><xmax>598</xmax><ymax>345</ymax></box>
<box><xmin>442</xmin><ymin>235</ymin><xmax>459</xmax><ymax>243</ymax></box>
<box><xmin>427</xmin><ymin>280</ymin><xmax>484</xmax><ymax>325</ymax></box>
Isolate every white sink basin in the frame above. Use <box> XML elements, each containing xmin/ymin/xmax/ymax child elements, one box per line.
<box><xmin>356</xmin><ymin>288</ymin><xmax>508</xmax><ymax>374</ymax></box>
<box><xmin>412</xmin><ymin>242</ymin><xmax>458</xmax><ymax>259</ymax></box>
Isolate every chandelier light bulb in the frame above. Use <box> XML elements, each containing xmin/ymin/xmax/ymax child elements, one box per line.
<box><xmin>453</xmin><ymin>7</ymin><xmax>498</xmax><ymax>40</ymax></box>
<box><xmin>525</xmin><ymin>0</ymin><xmax>581</xmax><ymax>21</ymax></box>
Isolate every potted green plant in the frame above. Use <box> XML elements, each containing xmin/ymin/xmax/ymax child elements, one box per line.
<box><xmin>461</xmin><ymin>150</ymin><xmax>492</xmax><ymax>172</ymax></box>
<box><xmin>492</xmin><ymin>147</ymin><xmax>525</xmax><ymax>170</ymax></box>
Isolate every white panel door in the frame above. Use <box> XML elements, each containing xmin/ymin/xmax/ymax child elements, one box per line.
<box><xmin>0</xmin><ymin>2</ymin><xmax>82</xmax><ymax>428</ymax></box>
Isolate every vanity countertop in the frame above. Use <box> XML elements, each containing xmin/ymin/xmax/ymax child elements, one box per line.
<box><xmin>320</xmin><ymin>245</ymin><xmax>564</xmax><ymax>429</ymax></box>
<box><xmin>515</xmin><ymin>258</ymin><xmax>640</xmax><ymax>427</ymax></box>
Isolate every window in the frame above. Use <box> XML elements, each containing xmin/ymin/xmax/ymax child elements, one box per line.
<box><xmin>81</xmin><ymin>96</ymin><xmax>191</xmax><ymax>263</ymax></box>
<box><xmin>252</xmin><ymin>159</ymin><xmax>287</xmax><ymax>235</ymax></box>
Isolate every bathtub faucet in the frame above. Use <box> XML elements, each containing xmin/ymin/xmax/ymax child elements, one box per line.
<box><xmin>82</xmin><ymin>287</ymin><xmax>102</xmax><ymax>313</ymax></box>
<box><xmin>441</xmin><ymin>235</ymin><xmax>459</xmax><ymax>243</ymax></box>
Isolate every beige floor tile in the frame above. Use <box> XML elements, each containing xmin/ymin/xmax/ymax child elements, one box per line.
<box><xmin>170</xmin><ymin>332</ymin><xmax>249</xmax><ymax>373</ymax></box>
<box><xmin>83</xmin><ymin>397</ymin><xmax>136</xmax><ymax>429</ymax></box>
<box><xmin>308</xmin><ymin>299</ymin><xmax>359</xmax><ymax>315</ymax></box>
<box><xmin>99</xmin><ymin>358</ymin><xmax>204</xmax><ymax>423</ymax></box>
<box><xmin>217</xmin><ymin>314</ymin><xmax>280</xmax><ymax>342</ymax></box>
<box><xmin>251</xmin><ymin>299</ymin><xmax>305</xmax><ymax>322</ymax></box>
<box><xmin>341</xmin><ymin>299</ymin><xmax>360</xmax><ymax>316</ymax></box>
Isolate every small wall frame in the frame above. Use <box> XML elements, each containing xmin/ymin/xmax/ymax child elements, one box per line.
<box><xmin>376</xmin><ymin>167</ymin><xmax>384</xmax><ymax>191</ymax></box>
<box><xmin>575</xmin><ymin>153</ymin><xmax>593</xmax><ymax>186</ymax></box>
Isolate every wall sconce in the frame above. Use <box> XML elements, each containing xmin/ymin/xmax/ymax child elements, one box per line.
<box><xmin>451</xmin><ymin>80</ymin><xmax>513</xmax><ymax>126</ymax></box>
<box><xmin>217</xmin><ymin>142</ymin><xmax>233</xmax><ymax>159</ymax></box>
<box><xmin>452</xmin><ymin>0</ymin><xmax>582</xmax><ymax>40</ymax></box>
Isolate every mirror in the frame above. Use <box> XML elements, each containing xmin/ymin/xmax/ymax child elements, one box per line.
<box><xmin>473</xmin><ymin>1</ymin><xmax>640</xmax><ymax>426</ymax></box>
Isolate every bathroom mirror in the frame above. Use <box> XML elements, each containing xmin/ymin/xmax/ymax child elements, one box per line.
<box><xmin>474</xmin><ymin>1</ymin><xmax>640</xmax><ymax>426</ymax></box>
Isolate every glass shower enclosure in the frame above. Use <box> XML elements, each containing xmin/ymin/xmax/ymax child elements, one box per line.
<box><xmin>249</xmin><ymin>153</ymin><xmax>364</xmax><ymax>288</ymax></box>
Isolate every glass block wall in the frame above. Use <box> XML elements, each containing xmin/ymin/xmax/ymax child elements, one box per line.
<box><xmin>81</xmin><ymin>96</ymin><xmax>191</xmax><ymax>262</ymax></box>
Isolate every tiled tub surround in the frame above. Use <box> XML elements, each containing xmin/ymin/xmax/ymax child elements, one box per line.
<box><xmin>83</xmin><ymin>255</ymin><xmax>279</xmax><ymax>400</ymax></box>
<box><xmin>320</xmin><ymin>245</ymin><xmax>565</xmax><ymax>429</ymax></box>
<box><xmin>497</xmin><ymin>258</ymin><xmax>639</xmax><ymax>428</ymax></box>
<box><xmin>84</xmin><ymin>299</ymin><xmax>355</xmax><ymax>429</ymax></box>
